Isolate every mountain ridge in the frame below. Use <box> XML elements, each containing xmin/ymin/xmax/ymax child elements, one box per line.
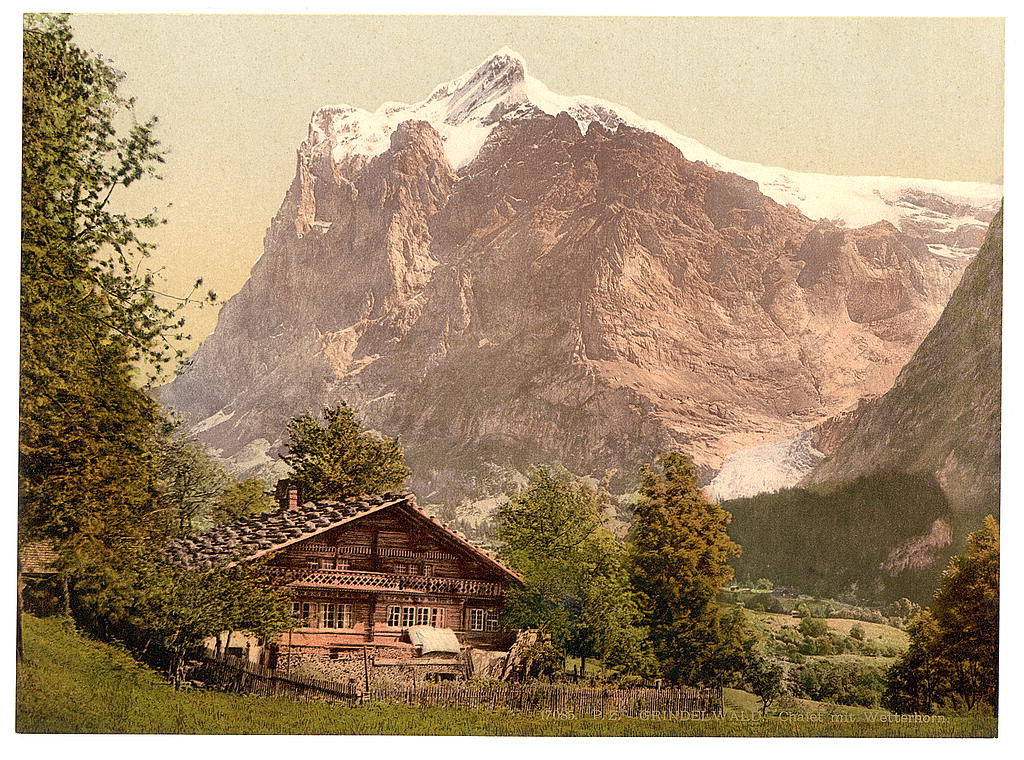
<box><xmin>161</xmin><ymin>51</ymin><xmax>1000</xmax><ymax>508</ymax></box>
<box><xmin>306</xmin><ymin>49</ymin><xmax>1001</xmax><ymax>238</ymax></box>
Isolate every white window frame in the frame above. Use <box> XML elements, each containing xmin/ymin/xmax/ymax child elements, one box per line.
<box><xmin>386</xmin><ymin>605</ymin><xmax>401</xmax><ymax>627</ymax></box>
<box><xmin>387</xmin><ymin>605</ymin><xmax>447</xmax><ymax>628</ymax></box>
<box><xmin>292</xmin><ymin>601</ymin><xmax>317</xmax><ymax>627</ymax></box>
<box><xmin>321</xmin><ymin>603</ymin><xmax>354</xmax><ymax>629</ymax></box>
<box><xmin>430</xmin><ymin>607</ymin><xmax>445</xmax><ymax>628</ymax></box>
<box><xmin>469</xmin><ymin>608</ymin><xmax>485</xmax><ymax>632</ymax></box>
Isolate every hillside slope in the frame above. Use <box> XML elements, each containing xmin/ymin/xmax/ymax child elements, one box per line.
<box><xmin>16</xmin><ymin>615</ymin><xmax>994</xmax><ymax>736</ymax></box>
<box><xmin>807</xmin><ymin>207</ymin><xmax>1002</xmax><ymax>516</ymax></box>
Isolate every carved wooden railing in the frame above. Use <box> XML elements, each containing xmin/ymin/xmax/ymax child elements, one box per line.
<box><xmin>300</xmin><ymin>543</ymin><xmax>454</xmax><ymax>561</ymax></box>
<box><xmin>266</xmin><ymin>567</ymin><xmax>502</xmax><ymax>597</ymax></box>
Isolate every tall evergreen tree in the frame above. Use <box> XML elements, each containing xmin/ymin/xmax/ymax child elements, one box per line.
<box><xmin>281</xmin><ymin>404</ymin><xmax>409</xmax><ymax>502</ymax></box>
<box><xmin>20</xmin><ymin>13</ymin><xmax>203</xmax><ymax>580</ymax></box>
<box><xmin>885</xmin><ymin>516</ymin><xmax>999</xmax><ymax>713</ymax></box>
<box><xmin>630</xmin><ymin>451</ymin><xmax>745</xmax><ymax>685</ymax></box>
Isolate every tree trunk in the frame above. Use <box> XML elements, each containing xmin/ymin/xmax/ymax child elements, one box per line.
<box><xmin>16</xmin><ymin>557</ymin><xmax>24</xmax><ymax>663</ymax></box>
<box><xmin>61</xmin><ymin>575</ymin><xmax>71</xmax><ymax>616</ymax></box>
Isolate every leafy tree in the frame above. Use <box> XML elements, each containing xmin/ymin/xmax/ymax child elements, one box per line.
<box><xmin>883</xmin><ymin>597</ymin><xmax>922</xmax><ymax>624</ymax></box>
<box><xmin>794</xmin><ymin>659</ymin><xmax>887</xmax><ymax>707</ymax></box>
<box><xmin>577</xmin><ymin>536</ymin><xmax>657</xmax><ymax>676</ymax></box>
<box><xmin>281</xmin><ymin>405</ymin><xmax>409</xmax><ymax>502</ymax></box>
<box><xmin>19</xmin><ymin>14</ymin><xmax>214</xmax><ymax>647</ymax></box>
<box><xmin>630</xmin><ymin>451</ymin><xmax>745</xmax><ymax>685</ymax></box>
<box><xmin>214</xmin><ymin>478</ymin><xmax>275</xmax><ymax>524</ymax></box>
<box><xmin>498</xmin><ymin>465</ymin><xmax>602</xmax><ymax>567</ymax></box>
<box><xmin>70</xmin><ymin>545</ymin><xmax>293</xmax><ymax>685</ymax></box>
<box><xmin>798</xmin><ymin>616</ymin><xmax>830</xmax><ymax>638</ymax></box>
<box><xmin>849</xmin><ymin>623</ymin><xmax>866</xmax><ymax>641</ymax></box>
<box><xmin>885</xmin><ymin>516</ymin><xmax>999</xmax><ymax>713</ymax></box>
<box><xmin>17</xmin><ymin>17</ymin><xmax>297</xmax><ymax>675</ymax></box>
<box><xmin>498</xmin><ymin>466</ymin><xmax>652</xmax><ymax>677</ymax></box>
<box><xmin>744</xmin><ymin>655</ymin><xmax>784</xmax><ymax>715</ymax></box>
<box><xmin>883</xmin><ymin>610</ymin><xmax>946</xmax><ymax>714</ymax></box>
<box><xmin>155</xmin><ymin>428</ymin><xmax>231</xmax><ymax>535</ymax></box>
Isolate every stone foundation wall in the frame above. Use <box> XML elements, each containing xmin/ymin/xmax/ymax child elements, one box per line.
<box><xmin>279</xmin><ymin>647</ymin><xmax>466</xmax><ymax>689</ymax></box>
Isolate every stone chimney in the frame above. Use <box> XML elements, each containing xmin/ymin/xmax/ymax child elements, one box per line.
<box><xmin>274</xmin><ymin>479</ymin><xmax>301</xmax><ymax>511</ymax></box>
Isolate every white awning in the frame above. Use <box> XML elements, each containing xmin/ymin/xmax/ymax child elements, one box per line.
<box><xmin>407</xmin><ymin>626</ymin><xmax>462</xmax><ymax>654</ymax></box>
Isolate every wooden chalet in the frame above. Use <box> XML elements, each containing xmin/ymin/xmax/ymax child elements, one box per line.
<box><xmin>168</xmin><ymin>482</ymin><xmax>522</xmax><ymax>667</ymax></box>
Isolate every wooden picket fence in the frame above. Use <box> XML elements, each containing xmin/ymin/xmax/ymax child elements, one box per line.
<box><xmin>192</xmin><ymin>650</ymin><xmax>723</xmax><ymax>718</ymax></box>
<box><xmin>193</xmin><ymin>649</ymin><xmax>361</xmax><ymax>703</ymax></box>
<box><xmin>368</xmin><ymin>682</ymin><xmax>724</xmax><ymax>718</ymax></box>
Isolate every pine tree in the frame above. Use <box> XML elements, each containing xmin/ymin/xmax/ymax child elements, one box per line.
<box><xmin>630</xmin><ymin>451</ymin><xmax>744</xmax><ymax>685</ymax></box>
<box><xmin>885</xmin><ymin>515</ymin><xmax>999</xmax><ymax>713</ymax></box>
<box><xmin>281</xmin><ymin>405</ymin><xmax>409</xmax><ymax>502</ymax></box>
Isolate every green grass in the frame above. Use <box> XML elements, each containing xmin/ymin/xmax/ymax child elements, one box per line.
<box><xmin>17</xmin><ymin>615</ymin><xmax>996</xmax><ymax>736</ymax></box>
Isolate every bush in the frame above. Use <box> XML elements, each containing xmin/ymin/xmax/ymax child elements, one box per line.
<box><xmin>798</xmin><ymin>617</ymin><xmax>829</xmax><ymax>638</ymax></box>
<box><xmin>792</xmin><ymin>660</ymin><xmax>887</xmax><ymax>708</ymax></box>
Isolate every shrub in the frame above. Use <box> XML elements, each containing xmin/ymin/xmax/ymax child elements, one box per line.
<box><xmin>798</xmin><ymin>617</ymin><xmax>829</xmax><ymax>638</ymax></box>
<box><xmin>792</xmin><ymin>660</ymin><xmax>887</xmax><ymax>708</ymax></box>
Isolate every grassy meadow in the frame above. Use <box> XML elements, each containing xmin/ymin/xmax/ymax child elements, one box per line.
<box><xmin>16</xmin><ymin>615</ymin><xmax>994</xmax><ymax>736</ymax></box>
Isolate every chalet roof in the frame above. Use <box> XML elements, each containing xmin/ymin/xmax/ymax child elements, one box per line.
<box><xmin>165</xmin><ymin>491</ymin><xmax>522</xmax><ymax>583</ymax></box>
<box><xmin>20</xmin><ymin>540</ymin><xmax>58</xmax><ymax>575</ymax></box>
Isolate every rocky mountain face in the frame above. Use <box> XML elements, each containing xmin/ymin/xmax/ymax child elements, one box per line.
<box><xmin>160</xmin><ymin>51</ymin><xmax>1001</xmax><ymax>508</ymax></box>
<box><xmin>723</xmin><ymin>211</ymin><xmax>1000</xmax><ymax>601</ymax></box>
<box><xmin>805</xmin><ymin>208</ymin><xmax>1002</xmax><ymax>517</ymax></box>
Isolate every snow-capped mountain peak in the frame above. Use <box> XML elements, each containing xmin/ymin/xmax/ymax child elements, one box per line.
<box><xmin>303</xmin><ymin>49</ymin><xmax>1001</xmax><ymax>240</ymax></box>
<box><xmin>424</xmin><ymin>47</ymin><xmax>529</xmax><ymax>124</ymax></box>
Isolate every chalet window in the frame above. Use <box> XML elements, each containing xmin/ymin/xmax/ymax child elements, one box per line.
<box><xmin>321</xmin><ymin>603</ymin><xmax>353</xmax><ymax>629</ymax></box>
<box><xmin>401</xmin><ymin>606</ymin><xmax>417</xmax><ymax>627</ymax></box>
<box><xmin>469</xmin><ymin>608</ymin><xmax>485</xmax><ymax>631</ymax></box>
<box><xmin>423</xmin><ymin>564</ymin><xmax>433</xmax><ymax>576</ymax></box>
<box><xmin>486</xmin><ymin>610</ymin><xmax>499</xmax><ymax>631</ymax></box>
<box><xmin>386</xmin><ymin>605</ymin><xmax>446</xmax><ymax>628</ymax></box>
<box><xmin>292</xmin><ymin>601</ymin><xmax>316</xmax><ymax>626</ymax></box>
<box><xmin>307</xmin><ymin>560</ymin><xmax>320</xmax><ymax>569</ymax></box>
<box><xmin>394</xmin><ymin>562</ymin><xmax>421</xmax><ymax>575</ymax></box>
<box><xmin>318</xmin><ymin>558</ymin><xmax>350</xmax><ymax>570</ymax></box>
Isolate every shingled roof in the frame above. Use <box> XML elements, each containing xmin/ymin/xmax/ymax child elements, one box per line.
<box><xmin>20</xmin><ymin>540</ymin><xmax>58</xmax><ymax>575</ymax></box>
<box><xmin>165</xmin><ymin>491</ymin><xmax>521</xmax><ymax>582</ymax></box>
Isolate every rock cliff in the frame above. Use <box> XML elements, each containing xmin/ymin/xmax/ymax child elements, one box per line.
<box><xmin>161</xmin><ymin>51</ymin><xmax>1001</xmax><ymax>507</ymax></box>
<box><xmin>806</xmin><ymin>208</ymin><xmax>1002</xmax><ymax>516</ymax></box>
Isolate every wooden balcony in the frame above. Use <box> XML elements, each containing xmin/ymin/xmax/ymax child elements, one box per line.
<box><xmin>267</xmin><ymin>567</ymin><xmax>503</xmax><ymax>598</ymax></box>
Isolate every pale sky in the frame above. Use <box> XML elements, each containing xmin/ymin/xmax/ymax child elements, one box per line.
<box><xmin>68</xmin><ymin>15</ymin><xmax>1005</xmax><ymax>350</ymax></box>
